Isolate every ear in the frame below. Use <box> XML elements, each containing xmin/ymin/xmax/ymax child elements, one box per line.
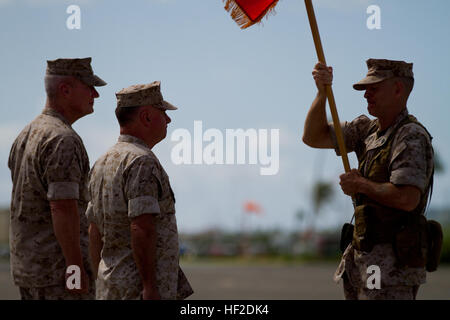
<box><xmin>139</xmin><ymin>108</ymin><xmax>151</xmax><ymax>127</ymax></box>
<box><xmin>58</xmin><ymin>81</ymin><xmax>72</xmax><ymax>99</ymax></box>
<box><xmin>394</xmin><ymin>80</ymin><xmax>404</xmax><ymax>98</ymax></box>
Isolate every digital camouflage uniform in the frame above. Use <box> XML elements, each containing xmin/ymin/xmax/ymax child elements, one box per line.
<box><xmin>86</xmin><ymin>81</ymin><xmax>192</xmax><ymax>300</ymax></box>
<box><xmin>330</xmin><ymin>59</ymin><xmax>434</xmax><ymax>300</ymax></box>
<box><xmin>87</xmin><ymin>135</ymin><xmax>193</xmax><ymax>300</ymax></box>
<box><xmin>7</xmin><ymin>57</ymin><xmax>105</xmax><ymax>300</ymax></box>
<box><xmin>8</xmin><ymin>108</ymin><xmax>94</xmax><ymax>299</ymax></box>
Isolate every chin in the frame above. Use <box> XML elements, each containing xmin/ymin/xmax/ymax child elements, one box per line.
<box><xmin>86</xmin><ymin>105</ymin><xmax>94</xmax><ymax>115</ymax></box>
<box><xmin>367</xmin><ymin>105</ymin><xmax>377</xmax><ymax>117</ymax></box>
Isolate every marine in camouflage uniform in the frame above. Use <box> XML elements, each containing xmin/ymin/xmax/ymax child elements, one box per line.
<box><xmin>87</xmin><ymin>82</ymin><xmax>193</xmax><ymax>300</ymax></box>
<box><xmin>8</xmin><ymin>58</ymin><xmax>106</xmax><ymax>299</ymax></box>
<box><xmin>304</xmin><ymin>59</ymin><xmax>434</xmax><ymax>300</ymax></box>
<box><xmin>331</xmin><ymin>108</ymin><xmax>433</xmax><ymax>299</ymax></box>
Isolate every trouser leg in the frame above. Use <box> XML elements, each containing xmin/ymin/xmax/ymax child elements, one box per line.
<box><xmin>342</xmin><ymin>272</ymin><xmax>358</xmax><ymax>300</ymax></box>
<box><xmin>19</xmin><ymin>281</ymin><xmax>95</xmax><ymax>300</ymax></box>
<box><xmin>358</xmin><ymin>285</ymin><xmax>418</xmax><ymax>300</ymax></box>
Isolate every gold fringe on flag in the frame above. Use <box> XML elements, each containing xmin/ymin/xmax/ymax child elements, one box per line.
<box><xmin>223</xmin><ymin>0</ymin><xmax>280</xmax><ymax>29</ymax></box>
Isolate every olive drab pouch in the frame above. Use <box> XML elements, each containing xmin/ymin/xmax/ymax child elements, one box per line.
<box><xmin>426</xmin><ymin>220</ymin><xmax>443</xmax><ymax>272</ymax></box>
<box><xmin>394</xmin><ymin>215</ymin><xmax>428</xmax><ymax>268</ymax></box>
<box><xmin>340</xmin><ymin>223</ymin><xmax>354</xmax><ymax>253</ymax></box>
<box><xmin>352</xmin><ymin>204</ymin><xmax>374</xmax><ymax>252</ymax></box>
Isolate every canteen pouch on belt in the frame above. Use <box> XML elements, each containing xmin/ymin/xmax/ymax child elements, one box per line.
<box><xmin>426</xmin><ymin>220</ymin><xmax>443</xmax><ymax>272</ymax></box>
<box><xmin>394</xmin><ymin>215</ymin><xmax>428</xmax><ymax>268</ymax></box>
<box><xmin>340</xmin><ymin>223</ymin><xmax>354</xmax><ymax>253</ymax></box>
<box><xmin>352</xmin><ymin>204</ymin><xmax>374</xmax><ymax>252</ymax></box>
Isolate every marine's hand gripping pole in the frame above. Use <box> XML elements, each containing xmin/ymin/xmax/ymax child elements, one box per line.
<box><xmin>304</xmin><ymin>0</ymin><xmax>356</xmax><ymax>208</ymax></box>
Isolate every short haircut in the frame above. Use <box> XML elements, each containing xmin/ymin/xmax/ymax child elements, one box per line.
<box><xmin>115</xmin><ymin>106</ymin><xmax>142</xmax><ymax>127</ymax></box>
<box><xmin>44</xmin><ymin>74</ymin><xmax>75</xmax><ymax>98</ymax></box>
<box><xmin>397</xmin><ymin>77</ymin><xmax>414</xmax><ymax>98</ymax></box>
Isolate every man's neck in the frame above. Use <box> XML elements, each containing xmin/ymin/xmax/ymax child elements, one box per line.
<box><xmin>120</xmin><ymin>128</ymin><xmax>156</xmax><ymax>149</ymax></box>
<box><xmin>378</xmin><ymin>116</ymin><xmax>396</xmax><ymax>132</ymax></box>
<box><xmin>45</xmin><ymin>100</ymin><xmax>77</xmax><ymax>125</ymax></box>
<box><xmin>377</xmin><ymin>105</ymin><xmax>407</xmax><ymax>131</ymax></box>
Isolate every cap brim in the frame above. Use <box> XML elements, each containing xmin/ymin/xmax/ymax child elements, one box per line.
<box><xmin>353</xmin><ymin>75</ymin><xmax>387</xmax><ymax>90</ymax></box>
<box><xmin>81</xmin><ymin>74</ymin><xmax>107</xmax><ymax>87</ymax></box>
<box><xmin>92</xmin><ymin>74</ymin><xmax>107</xmax><ymax>87</ymax></box>
<box><xmin>161</xmin><ymin>100</ymin><xmax>178</xmax><ymax>110</ymax></box>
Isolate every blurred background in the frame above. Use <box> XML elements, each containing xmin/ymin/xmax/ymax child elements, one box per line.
<box><xmin>1</xmin><ymin>0</ymin><xmax>449</xmax><ymax>299</ymax></box>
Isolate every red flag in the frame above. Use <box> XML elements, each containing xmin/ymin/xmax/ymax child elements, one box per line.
<box><xmin>243</xmin><ymin>201</ymin><xmax>262</xmax><ymax>214</ymax></box>
<box><xmin>223</xmin><ymin>0</ymin><xmax>280</xmax><ymax>29</ymax></box>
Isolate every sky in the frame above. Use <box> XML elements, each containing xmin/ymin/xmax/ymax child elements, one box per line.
<box><xmin>0</xmin><ymin>0</ymin><xmax>449</xmax><ymax>234</ymax></box>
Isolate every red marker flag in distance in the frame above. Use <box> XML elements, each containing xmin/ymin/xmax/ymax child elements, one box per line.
<box><xmin>243</xmin><ymin>201</ymin><xmax>263</xmax><ymax>215</ymax></box>
<box><xmin>223</xmin><ymin>0</ymin><xmax>280</xmax><ymax>29</ymax></box>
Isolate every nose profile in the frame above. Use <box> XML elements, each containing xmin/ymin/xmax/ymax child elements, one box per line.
<box><xmin>92</xmin><ymin>87</ymin><xmax>100</xmax><ymax>98</ymax></box>
<box><xmin>165</xmin><ymin>113</ymin><xmax>171</xmax><ymax>124</ymax></box>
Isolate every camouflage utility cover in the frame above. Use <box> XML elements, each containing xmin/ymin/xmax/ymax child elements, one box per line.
<box><xmin>331</xmin><ymin>108</ymin><xmax>434</xmax><ymax>287</ymax></box>
<box><xmin>87</xmin><ymin>134</ymin><xmax>192</xmax><ymax>300</ymax></box>
<box><xmin>353</xmin><ymin>58</ymin><xmax>414</xmax><ymax>90</ymax></box>
<box><xmin>46</xmin><ymin>57</ymin><xmax>106</xmax><ymax>87</ymax></box>
<box><xmin>115</xmin><ymin>81</ymin><xmax>177</xmax><ymax>110</ymax></box>
<box><xmin>8</xmin><ymin>108</ymin><xmax>92</xmax><ymax>288</ymax></box>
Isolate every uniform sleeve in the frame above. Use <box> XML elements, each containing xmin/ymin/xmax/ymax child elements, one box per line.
<box><xmin>124</xmin><ymin>156</ymin><xmax>161</xmax><ymax>219</ymax></box>
<box><xmin>85</xmin><ymin>163</ymin><xmax>102</xmax><ymax>227</ymax></box>
<box><xmin>85</xmin><ymin>201</ymin><xmax>96</xmax><ymax>225</ymax></box>
<box><xmin>389</xmin><ymin>124</ymin><xmax>433</xmax><ymax>194</ymax></box>
<box><xmin>42</xmin><ymin>135</ymin><xmax>85</xmax><ymax>201</ymax></box>
<box><xmin>329</xmin><ymin>115</ymin><xmax>372</xmax><ymax>156</ymax></box>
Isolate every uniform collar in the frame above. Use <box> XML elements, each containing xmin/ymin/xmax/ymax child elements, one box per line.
<box><xmin>42</xmin><ymin>107</ymin><xmax>71</xmax><ymax>126</ymax></box>
<box><xmin>365</xmin><ymin>108</ymin><xmax>409</xmax><ymax>150</ymax></box>
<box><xmin>118</xmin><ymin>134</ymin><xmax>150</xmax><ymax>149</ymax></box>
<box><xmin>377</xmin><ymin>108</ymin><xmax>409</xmax><ymax>136</ymax></box>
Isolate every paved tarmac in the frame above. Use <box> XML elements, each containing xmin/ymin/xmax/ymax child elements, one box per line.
<box><xmin>1</xmin><ymin>261</ymin><xmax>449</xmax><ymax>299</ymax></box>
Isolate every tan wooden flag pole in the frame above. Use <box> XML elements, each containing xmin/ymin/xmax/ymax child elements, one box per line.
<box><xmin>304</xmin><ymin>0</ymin><xmax>351</xmax><ymax>174</ymax></box>
<box><xmin>223</xmin><ymin>0</ymin><xmax>351</xmax><ymax>173</ymax></box>
<box><xmin>223</xmin><ymin>1</ymin><xmax>355</xmax><ymax>207</ymax></box>
<box><xmin>305</xmin><ymin>0</ymin><xmax>357</xmax><ymax>209</ymax></box>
